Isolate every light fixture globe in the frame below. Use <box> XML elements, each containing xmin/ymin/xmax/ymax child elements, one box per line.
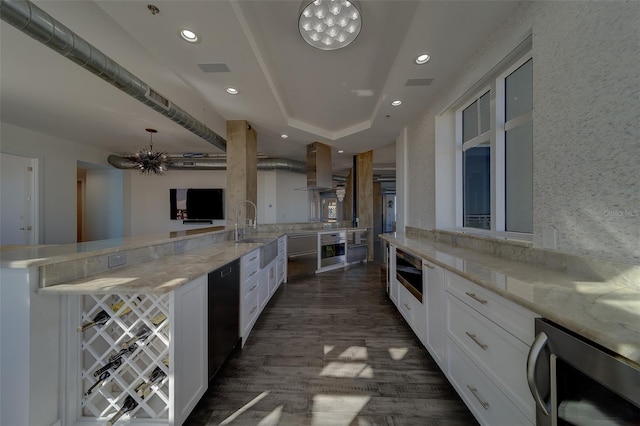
<box><xmin>299</xmin><ymin>0</ymin><xmax>362</xmax><ymax>51</ymax></box>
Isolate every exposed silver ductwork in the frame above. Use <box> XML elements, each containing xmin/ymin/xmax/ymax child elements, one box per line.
<box><xmin>107</xmin><ymin>155</ymin><xmax>307</xmax><ymax>174</ymax></box>
<box><xmin>0</xmin><ymin>0</ymin><xmax>226</xmax><ymax>151</ymax></box>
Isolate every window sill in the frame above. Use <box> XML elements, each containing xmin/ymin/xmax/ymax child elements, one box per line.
<box><xmin>438</xmin><ymin>228</ymin><xmax>533</xmax><ymax>248</ymax></box>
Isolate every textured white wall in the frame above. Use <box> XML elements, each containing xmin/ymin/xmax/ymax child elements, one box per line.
<box><xmin>404</xmin><ymin>1</ymin><xmax>640</xmax><ymax>263</ymax></box>
<box><xmin>85</xmin><ymin>169</ymin><xmax>123</xmax><ymax>241</ymax></box>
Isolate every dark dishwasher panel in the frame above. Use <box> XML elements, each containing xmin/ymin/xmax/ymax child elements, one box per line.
<box><xmin>208</xmin><ymin>259</ymin><xmax>240</xmax><ymax>382</ymax></box>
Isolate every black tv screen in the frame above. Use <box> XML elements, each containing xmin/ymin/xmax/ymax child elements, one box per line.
<box><xmin>170</xmin><ymin>188</ymin><xmax>224</xmax><ymax>220</ymax></box>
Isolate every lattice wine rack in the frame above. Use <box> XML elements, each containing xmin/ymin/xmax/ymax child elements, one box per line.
<box><xmin>78</xmin><ymin>293</ymin><xmax>170</xmax><ymax>424</ymax></box>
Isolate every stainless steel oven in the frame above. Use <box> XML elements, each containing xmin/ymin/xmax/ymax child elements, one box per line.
<box><xmin>319</xmin><ymin>231</ymin><xmax>346</xmax><ymax>267</ymax></box>
<box><xmin>527</xmin><ymin>318</ymin><xmax>640</xmax><ymax>426</ymax></box>
<box><xmin>395</xmin><ymin>248</ymin><xmax>423</xmax><ymax>302</ymax></box>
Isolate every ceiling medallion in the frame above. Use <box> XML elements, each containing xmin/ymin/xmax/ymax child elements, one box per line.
<box><xmin>299</xmin><ymin>0</ymin><xmax>362</xmax><ymax>51</ymax></box>
<box><xmin>124</xmin><ymin>128</ymin><xmax>171</xmax><ymax>175</ymax></box>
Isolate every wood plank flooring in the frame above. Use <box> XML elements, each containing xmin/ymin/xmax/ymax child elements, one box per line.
<box><xmin>185</xmin><ymin>263</ymin><xmax>477</xmax><ymax>426</ymax></box>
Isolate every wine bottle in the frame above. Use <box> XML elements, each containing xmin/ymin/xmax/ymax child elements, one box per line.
<box><xmin>77</xmin><ymin>298</ymin><xmax>140</xmax><ymax>333</ymax></box>
<box><xmin>134</xmin><ymin>358</ymin><xmax>169</xmax><ymax>396</ymax></box>
<box><xmin>84</xmin><ymin>370</ymin><xmax>110</xmax><ymax>397</ymax></box>
<box><xmin>106</xmin><ymin>394</ymin><xmax>139</xmax><ymax>426</ymax></box>
<box><xmin>120</xmin><ymin>312</ymin><xmax>168</xmax><ymax>349</ymax></box>
<box><xmin>92</xmin><ymin>344</ymin><xmax>137</xmax><ymax>377</ymax></box>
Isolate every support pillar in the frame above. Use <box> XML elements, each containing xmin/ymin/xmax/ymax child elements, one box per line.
<box><xmin>226</xmin><ymin>120</ymin><xmax>257</xmax><ymax>231</ymax></box>
<box><xmin>356</xmin><ymin>150</ymin><xmax>373</xmax><ymax>260</ymax></box>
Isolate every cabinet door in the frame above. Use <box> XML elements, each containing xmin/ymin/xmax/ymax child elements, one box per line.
<box><xmin>389</xmin><ymin>246</ymin><xmax>398</xmax><ymax>306</ymax></box>
<box><xmin>172</xmin><ymin>275</ymin><xmax>208</xmax><ymax>426</ymax></box>
<box><xmin>259</xmin><ymin>268</ymin><xmax>269</xmax><ymax>310</ymax></box>
<box><xmin>425</xmin><ymin>262</ymin><xmax>446</xmax><ymax>367</ymax></box>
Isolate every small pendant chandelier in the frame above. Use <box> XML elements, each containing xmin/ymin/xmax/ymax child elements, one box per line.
<box><xmin>124</xmin><ymin>128</ymin><xmax>171</xmax><ymax>175</ymax></box>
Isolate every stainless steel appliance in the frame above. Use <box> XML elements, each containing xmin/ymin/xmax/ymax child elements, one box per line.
<box><xmin>527</xmin><ymin>318</ymin><xmax>640</xmax><ymax>425</ymax></box>
<box><xmin>319</xmin><ymin>231</ymin><xmax>346</xmax><ymax>268</ymax></box>
<box><xmin>287</xmin><ymin>232</ymin><xmax>318</xmax><ymax>280</ymax></box>
<box><xmin>208</xmin><ymin>260</ymin><xmax>240</xmax><ymax>382</ymax></box>
<box><xmin>395</xmin><ymin>248</ymin><xmax>423</xmax><ymax>302</ymax></box>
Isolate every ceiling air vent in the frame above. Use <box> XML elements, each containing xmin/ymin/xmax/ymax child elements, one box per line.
<box><xmin>197</xmin><ymin>63</ymin><xmax>231</xmax><ymax>73</ymax></box>
<box><xmin>181</xmin><ymin>161</ymin><xmax>196</xmax><ymax>167</ymax></box>
<box><xmin>145</xmin><ymin>87</ymin><xmax>170</xmax><ymax>110</ymax></box>
<box><xmin>405</xmin><ymin>78</ymin><xmax>434</xmax><ymax>87</ymax></box>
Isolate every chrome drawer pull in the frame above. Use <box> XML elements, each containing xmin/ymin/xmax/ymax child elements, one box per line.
<box><xmin>403</xmin><ymin>303</ymin><xmax>411</xmax><ymax>311</ymax></box>
<box><xmin>249</xmin><ymin>270</ymin><xmax>257</xmax><ymax>277</ymax></box>
<box><xmin>465</xmin><ymin>292</ymin><xmax>488</xmax><ymax>305</ymax></box>
<box><xmin>424</xmin><ymin>262</ymin><xmax>435</xmax><ymax>269</ymax></box>
<box><xmin>250</xmin><ymin>256</ymin><xmax>258</xmax><ymax>262</ymax></box>
<box><xmin>249</xmin><ymin>284</ymin><xmax>257</xmax><ymax>292</ymax></box>
<box><xmin>467</xmin><ymin>385</ymin><xmax>490</xmax><ymax>410</ymax></box>
<box><xmin>249</xmin><ymin>306</ymin><xmax>257</xmax><ymax>314</ymax></box>
<box><xmin>465</xmin><ymin>332</ymin><xmax>488</xmax><ymax>350</ymax></box>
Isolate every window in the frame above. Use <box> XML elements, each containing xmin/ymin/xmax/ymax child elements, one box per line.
<box><xmin>457</xmin><ymin>52</ymin><xmax>532</xmax><ymax>234</ymax></box>
<box><xmin>462</xmin><ymin>91</ymin><xmax>491</xmax><ymax>229</ymax></box>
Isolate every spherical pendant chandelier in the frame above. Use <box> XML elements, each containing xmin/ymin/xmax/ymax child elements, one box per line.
<box><xmin>299</xmin><ymin>0</ymin><xmax>362</xmax><ymax>51</ymax></box>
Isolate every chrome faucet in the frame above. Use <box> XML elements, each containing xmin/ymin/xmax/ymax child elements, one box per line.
<box><xmin>234</xmin><ymin>200</ymin><xmax>257</xmax><ymax>241</ymax></box>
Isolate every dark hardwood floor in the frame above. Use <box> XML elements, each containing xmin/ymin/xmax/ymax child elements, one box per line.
<box><xmin>186</xmin><ymin>263</ymin><xmax>477</xmax><ymax>426</ymax></box>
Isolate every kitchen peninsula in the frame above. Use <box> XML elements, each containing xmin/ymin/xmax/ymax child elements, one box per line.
<box><xmin>0</xmin><ymin>224</ymin><xmax>370</xmax><ymax>426</ymax></box>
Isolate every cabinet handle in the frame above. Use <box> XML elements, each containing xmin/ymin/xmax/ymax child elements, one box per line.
<box><xmin>465</xmin><ymin>332</ymin><xmax>488</xmax><ymax>350</ymax></box>
<box><xmin>249</xmin><ymin>270</ymin><xmax>257</xmax><ymax>277</ymax></box>
<box><xmin>465</xmin><ymin>292</ymin><xmax>488</xmax><ymax>305</ymax></box>
<box><xmin>424</xmin><ymin>262</ymin><xmax>435</xmax><ymax>269</ymax></box>
<box><xmin>250</xmin><ymin>256</ymin><xmax>258</xmax><ymax>262</ymax></box>
<box><xmin>249</xmin><ymin>284</ymin><xmax>257</xmax><ymax>292</ymax></box>
<box><xmin>466</xmin><ymin>385</ymin><xmax>490</xmax><ymax>410</ymax></box>
<box><xmin>249</xmin><ymin>306</ymin><xmax>257</xmax><ymax>314</ymax></box>
<box><xmin>403</xmin><ymin>303</ymin><xmax>411</xmax><ymax>311</ymax></box>
<box><xmin>527</xmin><ymin>332</ymin><xmax>551</xmax><ymax>416</ymax></box>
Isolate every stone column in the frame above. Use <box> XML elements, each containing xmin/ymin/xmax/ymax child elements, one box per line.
<box><xmin>356</xmin><ymin>150</ymin><xmax>373</xmax><ymax>260</ymax></box>
<box><xmin>226</xmin><ymin>120</ymin><xmax>257</xmax><ymax>231</ymax></box>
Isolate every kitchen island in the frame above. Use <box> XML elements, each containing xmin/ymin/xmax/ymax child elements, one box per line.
<box><xmin>0</xmin><ymin>225</ymin><xmax>371</xmax><ymax>426</ymax></box>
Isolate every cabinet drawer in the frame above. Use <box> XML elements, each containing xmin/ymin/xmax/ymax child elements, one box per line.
<box><xmin>241</xmin><ymin>290</ymin><xmax>259</xmax><ymax>334</ymax></box>
<box><xmin>446</xmin><ymin>272</ymin><xmax>536</xmax><ymax>344</ymax></box>
<box><xmin>242</xmin><ymin>275</ymin><xmax>259</xmax><ymax>300</ymax></box>
<box><xmin>447</xmin><ymin>293</ymin><xmax>534</xmax><ymax>420</ymax></box>
<box><xmin>447</xmin><ymin>338</ymin><xmax>533</xmax><ymax>426</ymax></box>
<box><xmin>241</xmin><ymin>250</ymin><xmax>260</xmax><ymax>279</ymax></box>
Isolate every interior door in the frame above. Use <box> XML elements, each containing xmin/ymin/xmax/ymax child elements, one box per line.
<box><xmin>0</xmin><ymin>153</ymin><xmax>37</xmax><ymax>245</ymax></box>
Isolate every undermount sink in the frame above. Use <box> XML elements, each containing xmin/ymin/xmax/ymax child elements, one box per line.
<box><xmin>237</xmin><ymin>237</ymin><xmax>278</xmax><ymax>268</ymax></box>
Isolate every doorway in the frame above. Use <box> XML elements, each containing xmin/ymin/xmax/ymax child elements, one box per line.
<box><xmin>0</xmin><ymin>153</ymin><xmax>38</xmax><ymax>246</ymax></box>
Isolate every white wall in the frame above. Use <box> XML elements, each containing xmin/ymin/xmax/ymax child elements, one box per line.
<box><xmin>127</xmin><ymin>169</ymin><xmax>227</xmax><ymax>236</ymax></box>
<box><xmin>85</xmin><ymin>168</ymin><xmax>124</xmax><ymax>241</ymax></box>
<box><xmin>0</xmin><ymin>122</ymin><xmax>114</xmax><ymax>244</ymax></box>
<box><xmin>276</xmin><ymin>170</ymin><xmax>309</xmax><ymax>223</ymax></box>
<box><xmin>404</xmin><ymin>1</ymin><xmax>640</xmax><ymax>264</ymax></box>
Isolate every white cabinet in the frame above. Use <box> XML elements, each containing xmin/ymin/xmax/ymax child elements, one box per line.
<box><xmin>171</xmin><ymin>275</ymin><xmax>208</xmax><ymax>426</ymax></box>
<box><xmin>388</xmin><ymin>246</ymin><xmax>398</xmax><ymax>305</ymax></box>
<box><xmin>277</xmin><ymin>236</ymin><xmax>287</xmax><ymax>285</ymax></box>
<box><xmin>397</xmin><ymin>278</ymin><xmax>427</xmax><ymax>346</ymax></box>
<box><xmin>424</xmin><ymin>260</ymin><xmax>446</xmax><ymax>368</ymax></box>
<box><xmin>240</xmin><ymin>250</ymin><xmax>260</xmax><ymax>346</ymax></box>
<box><xmin>446</xmin><ymin>273</ymin><xmax>538</xmax><ymax>425</ymax></box>
<box><xmin>64</xmin><ymin>275</ymin><xmax>208</xmax><ymax>426</ymax></box>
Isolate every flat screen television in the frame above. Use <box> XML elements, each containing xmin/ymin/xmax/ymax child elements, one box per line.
<box><xmin>169</xmin><ymin>188</ymin><xmax>224</xmax><ymax>220</ymax></box>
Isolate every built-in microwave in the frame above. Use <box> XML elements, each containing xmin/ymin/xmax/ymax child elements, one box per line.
<box><xmin>395</xmin><ymin>248</ymin><xmax>423</xmax><ymax>302</ymax></box>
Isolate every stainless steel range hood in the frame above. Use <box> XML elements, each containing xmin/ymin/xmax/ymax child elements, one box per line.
<box><xmin>297</xmin><ymin>142</ymin><xmax>334</xmax><ymax>191</ymax></box>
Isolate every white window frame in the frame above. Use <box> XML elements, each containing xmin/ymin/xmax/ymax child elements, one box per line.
<box><xmin>453</xmin><ymin>50</ymin><xmax>533</xmax><ymax>241</ymax></box>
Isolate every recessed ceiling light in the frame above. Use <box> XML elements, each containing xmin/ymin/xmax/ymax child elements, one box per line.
<box><xmin>415</xmin><ymin>53</ymin><xmax>430</xmax><ymax>64</ymax></box>
<box><xmin>226</xmin><ymin>87</ymin><xmax>238</xmax><ymax>95</ymax></box>
<box><xmin>338</xmin><ymin>150</ymin><xmax>344</xmax><ymax>153</ymax></box>
<box><xmin>281</xmin><ymin>134</ymin><xmax>288</xmax><ymax>139</ymax></box>
<box><xmin>180</xmin><ymin>29</ymin><xmax>199</xmax><ymax>43</ymax></box>
<box><xmin>391</xmin><ymin>100</ymin><xmax>402</xmax><ymax>107</ymax></box>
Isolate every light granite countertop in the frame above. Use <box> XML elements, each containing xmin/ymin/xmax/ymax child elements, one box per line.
<box><xmin>36</xmin><ymin>240</ymin><xmax>267</xmax><ymax>295</ymax></box>
<box><xmin>380</xmin><ymin>233</ymin><xmax>640</xmax><ymax>365</ymax></box>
